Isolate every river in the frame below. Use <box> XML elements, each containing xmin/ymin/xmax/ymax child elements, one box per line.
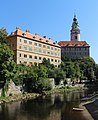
<box><xmin>0</xmin><ymin>89</ymin><xmax>92</xmax><ymax>120</ymax></box>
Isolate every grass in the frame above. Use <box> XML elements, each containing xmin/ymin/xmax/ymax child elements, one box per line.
<box><xmin>43</xmin><ymin>85</ymin><xmax>82</xmax><ymax>95</ymax></box>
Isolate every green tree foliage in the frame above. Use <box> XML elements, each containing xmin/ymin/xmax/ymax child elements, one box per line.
<box><xmin>61</xmin><ymin>55</ymin><xmax>97</xmax><ymax>82</ymax></box>
<box><xmin>0</xmin><ymin>28</ymin><xmax>8</xmax><ymax>44</ymax></box>
<box><xmin>14</xmin><ymin>64</ymin><xmax>51</xmax><ymax>93</ymax></box>
<box><xmin>74</xmin><ymin>63</ymin><xmax>81</xmax><ymax>80</ymax></box>
<box><xmin>0</xmin><ymin>43</ymin><xmax>16</xmax><ymax>82</ymax></box>
<box><xmin>41</xmin><ymin>58</ymin><xmax>54</xmax><ymax>69</ymax></box>
<box><xmin>78</xmin><ymin>57</ymin><xmax>96</xmax><ymax>82</ymax></box>
<box><xmin>48</xmin><ymin>68</ymin><xmax>66</xmax><ymax>85</ymax></box>
<box><xmin>95</xmin><ymin>64</ymin><xmax>98</xmax><ymax>80</ymax></box>
<box><xmin>0</xmin><ymin>28</ymin><xmax>16</xmax><ymax>96</ymax></box>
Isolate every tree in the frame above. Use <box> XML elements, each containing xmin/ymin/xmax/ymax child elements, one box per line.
<box><xmin>0</xmin><ymin>43</ymin><xmax>16</xmax><ymax>81</ymax></box>
<box><xmin>41</xmin><ymin>58</ymin><xmax>54</xmax><ymax>69</ymax></box>
<box><xmin>95</xmin><ymin>64</ymin><xmax>98</xmax><ymax>80</ymax></box>
<box><xmin>78</xmin><ymin>57</ymin><xmax>96</xmax><ymax>81</ymax></box>
<box><xmin>49</xmin><ymin>68</ymin><xmax>66</xmax><ymax>85</ymax></box>
<box><xmin>0</xmin><ymin>28</ymin><xmax>8</xmax><ymax>44</ymax></box>
<box><xmin>38</xmin><ymin>64</ymin><xmax>48</xmax><ymax>78</ymax></box>
<box><xmin>64</xmin><ymin>61</ymin><xmax>75</xmax><ymax>80</ymax></box>
<box><xmin>0</xmin><ymin>28</ymin><xmax>16</xmax><ymax>96</ymax></box>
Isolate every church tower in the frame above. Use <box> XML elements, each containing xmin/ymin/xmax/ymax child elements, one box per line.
<box><xmin>70</xmin><ymin>15</ymin><xmax>80</xmax><ymax>41</ymax></box>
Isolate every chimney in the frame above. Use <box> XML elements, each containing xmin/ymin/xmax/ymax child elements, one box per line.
<box><xmin>26</xmin><ymin>30</ymin><xmax>30</xmax><ymax>33</ymax></box>
<box><xmin>16</xmin><ymin>27</ymin><xmax>19</xmax><ymax>30</ymax></box>
<box><xmin>35</xmin><ymin>33</ymin><xmax>38</xmax><ymax>35</ymax></box>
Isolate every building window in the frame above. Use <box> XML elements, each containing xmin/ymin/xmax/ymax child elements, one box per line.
<box><xmin>24</xmin><ymin>61</ymin><xmax>27</xmax><ymax>64</ymax></box>
<box><xmin>58</xmin><ymin>60</ymin><xmax>60</xmax><ymax>63</ymax></box>
<box><xmin>29</xmin><ymin>55</ymin><xmax>32</xmax><ymax>59</ymax></box>
<box><xmin>19</xmin><ymin>46</ymin><xmax>22</xmax><ymax>49</ymax></box>
<box><xmin>51</xmin><ymin>59</ymin><xmax>53</xmax><ymax>62</ymax></box>
<box><xmin>34</xmin><ymin>56</ymin><xmax>37</xmax><ymax>59</ymax></box>
<box><xmin>24</xmin><ymin>54</ymin><xmax>27</xmax><ymax>58</ymax></box>
<box><xmin>55</xmin><ymin>48</ymin><xmax>57</xmax><ymax>51</ymax></box>
<box><xmin>47</xmin><ymin>52</ymin><xmax>50</xmax><ymax>54</ymax></box>
<box><xmin>39</xmin><ymin>57</ymin><xmax>41</xmax><ymax>60</ymax></box>
<box><xmin>20</xmin><ymin>39</ymin><xmax>22</xmax><ymax>42</ymax></box>
<box><xmin>29</xmin><ymin>62</ymin><xmax>32</xmax><ymax>65</ymax></box>
<box><xmin>75</xmin><ymin>36</ymin><xmax>77</xmax><ymax>39</ymax></box>
<box><xmin>47</xmin><ymin>46</ymin><xmax>50</xmax><ymax>49</ymax></box>
<box><xmin>19</xmin><ymin>54</ymin><xmax>21</xmax><ymax>57</ymax></box>
<box><xmin>43</xmin><ymin>45</ymin><xmax>46</xmax><ymax>48</ymax></box>
<box><xmin>51</xmin><ymin>47</ymin><xmax>53</xmax><ymax>50</ymax></box>
<box><xmin>29</xmin><ymin>41</ymin><xmax>32</xmax><ymax>45</ymax></box>
<box><xmin>24</xmin><ymin>40</ymin><xmax>27</xmax><ymax>43</ymax></box>
<box><xmin>48</xmin><ymin>58</ymin><xmax>50</xmax><ymax>61</ymax></box>
<box><xmin>34</xmin><ymin>42</ymin><xmax>37</xmax><ymax>46</ymax></box>
<box><xmin>29</xmin><ymin>47</ymin><xmax>32</xmax><ymax>51</ymax></box>
<box><xmin>39</xmin><ymin>44</ymin><xmax>42</xmax><ymax>47</ymax></box>
<box><xmin>55</xmin><ymin>59</ymin><xmax>57</xmax><ymax>62</ymax></box>
<box><xmin>24</xmin><ymin>46</ymin><xmax>27</xmax><ymax>50</ymax></box>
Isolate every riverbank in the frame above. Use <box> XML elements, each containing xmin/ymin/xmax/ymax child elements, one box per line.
<box><xmin>0</xmin><ymin>93</ymin><xmax>40</xmax><ymax>104</ymax></box>
<box><xmin>80</xmin><ymin>98</ymin><xmax>98</xmax><ymax>120</ymax></box>
<box><xmin>0</xmin><ymin>86</ymin><xmax>83</xmax><ymax>105</ymax></box>
<box><xmin>43</xmin><ymin>85</ymin><xmax>83</xmax><ymax>95</ymax></box>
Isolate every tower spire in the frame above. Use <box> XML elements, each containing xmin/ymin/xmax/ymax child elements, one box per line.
<box><xmin>70</xmin><ymin>15</ymin><xmax>80</xmax><ymax>41</ymax></box>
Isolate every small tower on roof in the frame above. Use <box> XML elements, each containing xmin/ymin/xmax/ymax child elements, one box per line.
<box><xmin>70</xmin><ymin>15</ymin><xmax>80</xmax><ymax>41</ymax></box>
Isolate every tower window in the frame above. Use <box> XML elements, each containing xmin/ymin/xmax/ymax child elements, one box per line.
<box><xmin>75</xmin><ymin>36</ymin><xmax>77</xmax><ymax>39</ymax></box>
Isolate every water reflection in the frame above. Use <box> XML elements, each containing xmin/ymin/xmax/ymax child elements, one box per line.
<box><xmin>0</xmin><ymin>91</ymin><xmax>89</xmax><ymax>120</ymax></box>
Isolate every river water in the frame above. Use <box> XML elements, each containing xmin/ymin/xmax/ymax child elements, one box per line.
<box><xmin>0</xmin><ymin>90</ymin><xmax>91</xmax><ymax>120</ymax></box>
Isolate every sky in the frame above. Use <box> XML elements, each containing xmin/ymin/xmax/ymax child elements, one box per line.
<box><xmin>0</xmin><ymin>0</ymin><xmax>98</xmax><ymax>63</ymax></box>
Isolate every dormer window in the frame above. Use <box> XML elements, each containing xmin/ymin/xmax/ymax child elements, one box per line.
<box><xmin>39</xmin><ymin>38</ymin><xmax>43</xmax><ymax>40</ymax></box>
<box><xmin>22</xmin><ymin>33</ymin><xmax>26</xmax><ymax>36</ymax></box>
<box><xmin>33</xmin><ymin>36</ymin><xmax>36</xmax><ymax>39</ymax></box>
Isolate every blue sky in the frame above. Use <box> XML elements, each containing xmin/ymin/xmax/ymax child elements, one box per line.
<box><xmin>0</xmin><ymin>0</ymin><xmax>98</xmax><ymax>63</ymax></box>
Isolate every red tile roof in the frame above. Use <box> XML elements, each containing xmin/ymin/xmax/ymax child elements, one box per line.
<box><xmin>58</xmin><ymin>41</ymin><xmax>89</xmax><ymax>47</ymax></box>
<box><xmin>8</xmin><ymin>28</ymin><xmax>60</xmax><ymax>47</ymax></box>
